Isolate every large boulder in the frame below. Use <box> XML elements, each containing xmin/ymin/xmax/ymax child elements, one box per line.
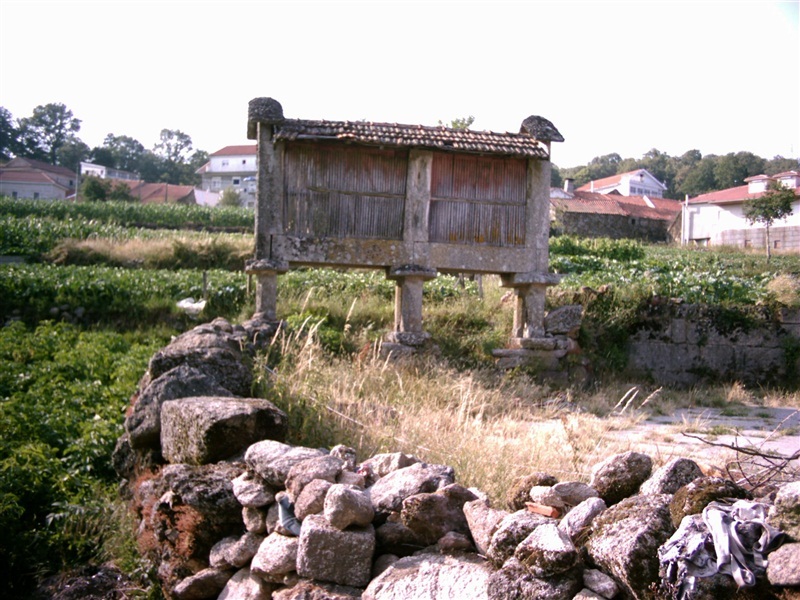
<box><xmin>487</xmin><ymin>557</ymin><xmax>582</xmax><ymax>600</ymax></box>
<box><xmin>514</xmin><ymin>522</ymin><xmax>580</xmax><ymax>578</ymax></box>
<box><xmin>768</xmin><ymin>481</ymin><xmax>800</xmax><ymax>541</ymax></box>
<box><xmin>245</xmin><ymin>441</ymin><xmax>327</xmax><ymax>488</ymax></box>
<box><xmin>218</xmin><ymin>567</ymin><xmax>277</xmax><ymax>600</ymax></box>
<box><xmin>585</xmin><ymin>493</ymin><xmax>675</xmax><ymax>600</ymax></box>
<box><xmin>126</xmin><ymin>364</ymin><xmax>235</xmax><ymax>451</ymax></box>
<box><xmin>400</xmin><ymin>483</ymin><xmax>477</xmax><ymax>545</ymax></box>
<box><xmin>272</xmin><ymin>579</ymin><xmax>364</xmax><ymax>599</ymax></box>
<box><xmin>134</xmin><ymin>462</ymin><xmax>244</xmax><ymax>592</ymax></box>
<box><xmin>324</xmin><ymin>484</ymin><xmax>375</xmax><ymax>530</ymax></box>
<box><xmin>487</xmin><ymin>510</ymin><xmax>555</xmax><ymax>567</ymax></box>
<box><xmin>363</xmin><ymin>552</ymin><xmax>493</xmax><ymax>600</ymax></box>
<box><xmin>161</xmin><ymin>397</ymin><xmax>288</xmax><ymax>465</ymax></box>
<box><xmin>559</xmin><ymin>496</ymin><xmax>606</xmax><ymax>544</ymax></box>
<box><xmin>670</xmin><ymin>477</ymin><xmax>750</xmax><ymax>528</ymax></box>
<box><xmin>296</xmin><ymin>515</ymin><xmax>375</xmax><ymax>587</ymax></box>
<box><xmin>463</xmin><ymin>498</ymin><xmax>508</xmax><ymax>556</ymax></box>
<box><xmin>589</xmin><ymin>451</ymin><xmax>653</xmax><ymax>506</ymax></box>
<box><xmin>286</xmin><ymin>455</ymin><xmax>345</xmax><ymax>501</ymax></box>
<box><xmin>639</xmin><ymin>457</ymin><xmax>704</xmax><ymax>496</ymax></box>
<box><xmin>171</xmin><ymin>567</ymin><xmax>233</xmax><ymax>600</ymax></box>
<box><xmin>148</xmin><ymin>323</ymin><xmax>253</xmax><ymax>396</ymax></box>
<box><xmin>369</xmin><ymin>462</ymin><xmax>455</xmax><ymax>515</ymax></box>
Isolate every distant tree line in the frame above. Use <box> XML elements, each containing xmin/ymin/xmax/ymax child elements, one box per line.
<box><xmin>553</xmin><ymin>149</ymin><xmax>798</xmax><ymax>199</ymax></box>
<box><xmin>0</xmin><ymin>103</ymin><xmax>208</xmax><ymax>186</ymax></box>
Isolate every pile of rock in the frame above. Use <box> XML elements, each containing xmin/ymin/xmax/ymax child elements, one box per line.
<box><xmin>114</xmin><ymin>318</ymin><xmax>800</xmax><ymax>600</ymax></box>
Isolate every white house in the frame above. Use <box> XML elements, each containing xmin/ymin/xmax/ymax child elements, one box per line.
<box><xmin>684</xmin><ymin>171</ymin><xmax>800</xmax><ymax>249</ymax></box>
<box><xmin>577</xmin><ymin>168</ymin><xmax>667</xmax><ymax>198</ymax></box>
<box><xmin>80</xmin><ymin>161</ymin><xmax>139</xmax><ymax>181</ymax></box>
<box><xmin>196</xmin><ymin>144</ymin><xmax>257</xmax><ymax>208</ymax></box>
<box><xmin>0</xmin><ymin>157</ymin><xmax>76</xmax><ymax>200</ymax></box>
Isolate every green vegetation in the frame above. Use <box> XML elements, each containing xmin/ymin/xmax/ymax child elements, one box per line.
<box><xmin>0</xmin><ymin>321</ymin><xmax>169</xmax><ymax>597</ymax></box>
<box><xmin>0</xmin><ymin>197</ymin><xmax>253</xmax><ymax>231</ymax></box>
<box><xmin>2</xmin><ymin>199</ymin><xmax>800</xmax><ymax>596</ymax></box>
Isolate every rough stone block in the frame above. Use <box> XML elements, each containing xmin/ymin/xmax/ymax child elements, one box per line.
<box><xmin>297</xmin><ymin>514</ymin><xmax>375</xmax><ymax>587</ymax></box>
<box><xmin>161</xmin><ymin>397</ymin><xmax>288</xmax><ymax>465</ymax></box>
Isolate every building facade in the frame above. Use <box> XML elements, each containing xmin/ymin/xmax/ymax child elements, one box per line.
<box><xmin>197</xmin><ymin>145</ymin><xmax>257</xmax><ymax>208</ymax></box>
<box><xmin>685</xmin><ymin>171</ymin><xmax>800</xmax><ymax>249</ymax></box>
<box><xmin>577</xmin><ymin>168</ymin><xmax>668</xmax><ymax>198</ymax></box>
<box><xmin>0</xmin><ymin>157</ymin><xmax>76</xmax><ymax>200</ymax></box>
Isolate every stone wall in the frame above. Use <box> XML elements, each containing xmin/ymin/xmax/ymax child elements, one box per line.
<box><xmin>554</xmin><ymin>211</ymin><xmax>674</xmax><ymax>243</ymax></box>
<box><xmin>625</xmin><ymin>304</ymin><xmax>800</xmax><ymax>388</ymax></box>
<box><xmin>113</xmin><ymin>316</ymin><xmax>800</xmax><ymax>600</ymax></box>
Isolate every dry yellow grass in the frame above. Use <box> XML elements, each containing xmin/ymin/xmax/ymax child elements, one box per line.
<box><xmin>257</xmin><ymin>323</ymin><xmax>651</xmax><ymax>504</ymax></box>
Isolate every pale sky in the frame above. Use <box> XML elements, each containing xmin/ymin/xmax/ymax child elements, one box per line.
<box><xmin>1</xmin><ymin>0</ymin><xmax>798</xmax><ymax>168</ymax></box>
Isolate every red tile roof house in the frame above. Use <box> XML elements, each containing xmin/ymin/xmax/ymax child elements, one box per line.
<box><xmin>685</xmin><ymin>171</ymin><xmax>800</xmax><ymax>250</ymax></box>
<box><xmin>550</xmin><ymin>179</ymin><xmax>682</xmax><ymax>242</ymax></box>
<box><xmin>0</xmin><ymin>157</ymin><xmax>77</xmax><ymax>199</ymax></box>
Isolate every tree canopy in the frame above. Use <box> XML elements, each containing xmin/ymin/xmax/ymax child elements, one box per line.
<box><xmin>556</xmin><ymin>150</ymin><xmax>797</xmax><ymax>199</ymax></box>
<box><xmin>743</xmin><ymin>183</ymin><xmax>796</xmax><ymax>260</ymax></box>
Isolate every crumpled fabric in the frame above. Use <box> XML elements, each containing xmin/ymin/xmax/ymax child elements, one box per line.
<box><xmin>658</xmin><ymin>500</ymin><xmax>784</xmax><ymax>599</ymax></box>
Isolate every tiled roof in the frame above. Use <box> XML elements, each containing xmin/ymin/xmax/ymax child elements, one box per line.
<box><xmin>551</xmin><ymin>190</ymin><xmax>681</xmax><ymax>221</ymax></box>
<box><xmin>0</xmin><ymin>169</ymin><xmax>70</xmax><ymax>189</ymax></box>
<box><xmin>3</xmin><ymin>156</ymin><xmax>75</xmax><ymax>178</ymax></box>
<box><xmin>689</xmin><ymin>184</ymin><xmax>800</xmax><ymax>205</ymax></box>
<box><xmin>576</xmin><ymin>172</ymin><xmax>624</xmax><ymax>191</ymax></box>
<box><xmin>272</xmin><ymin>119</ymin><xmax>550</xmax><ymax>159</ymax></box>
<box><xmin>576</xmin><ymin>169</ymin><xmax>667</xmax><ymax>193</ymax></box>
<box><xmin>116</xmin><ymin>180</ymin><xmax>196</xmax><ymax>203</ymax></box>
<box><xmin>210</xmin><ymin>145</ymin><xmax>257</xmax><ymax>157</ymax></box>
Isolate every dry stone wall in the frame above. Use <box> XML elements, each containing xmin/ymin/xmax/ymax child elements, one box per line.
<box><xmin>113</xmin><ymin>317</ymin><xmax>800</xmax><ymax>600</ymax></box>
<box><xmin>625</xmin><ymin>304</ymin><xmax>800</xmax><ymax>388</ymax></box>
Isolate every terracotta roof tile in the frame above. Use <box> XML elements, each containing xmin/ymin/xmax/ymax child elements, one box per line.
<box><xmin>689</xmin><ymin>184</ymin><xmax>800</xmax><ymax>205</ymax></box>
<box><xmin>552</xmin><ymin>190</ymin><xmax>681</xmax><ymax>221</ymax></box>
<box><xmin>210</xmin><ymin>145</ymin><xmax>257</xmax><ymax>157</ymax></box>
<box><xmin>272</xmin><ymin>119</ymin><xmax>550</xmax><ymax>159</ymax></box>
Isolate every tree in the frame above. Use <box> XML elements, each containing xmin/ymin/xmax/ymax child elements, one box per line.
<box><xmin>153</xmin><ymin>129</ymin><xmax>199</xmax><ymax>184</ymax></box>
<box><xmin>743</xmin><ymin>183</ymin><xmax>795</xmax><ymax>261</ymax></box>
<box><xmin>765</xmin><ymin>156</ymin><xmax>799</xmax><ymax>176</ymax></box>
<box><xmin>0</xmin><ymin>106</ymin><xmax>18</xmax><ymax>160</ymax></box>
<box><xmin>98</xmin><ymin>134</ymin><xmax>146</xmax><ymax>173</ymax></box>
<box><xmin>56</xmin><ymin>136</ymin><xmax>90</xmax><ymax>172</ymax></box>
<box><xmin>16</xmin><ymin>103</ymin><xmax>82</xmax><ymax>165</ymax></box>
<box><xmin>79</xmin><ymin>175</ymin><xmax>112</xmax><ymax>202</ymax></box>
<box><xmin>219</xmin><ymin>187</ymin><xmax>242</xmax><ymax>207</ymax></box>
<box><xmin>439</xmin><ymin>116</ymin><xmax>475</xmax><ymax>130</ymax></box>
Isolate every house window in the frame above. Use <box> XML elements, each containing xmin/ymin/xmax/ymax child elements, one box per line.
<box><xmin>12</xmin><ymin>191</ymin><xmax>17</xmax><ymax>199</ymax></box>
<box><xmin>33</xmin><ymin>192</ymin><xmax>39</xmax><ymax>199</ymax></box>
<box><xmin>242</xmin><ymin>159</ymin><xmax>247</xmax><ymax>165</ymax></box>
<box><xmin>774</xmin><ymin>240</ymin><xmax>781</xmax><ymax>249</ymax></box>
<box><xmin>744</xmin><ymin>239</ymin><xmax>751</xmax><ymax>248</ymax></box>
<box><xmin>232</xmin><ymin>178</ymin><xmax>241</xmax><ymax>186</ymax></box>
<box><xmin>211</xmin><ymin>177</ymin><xmax>222</xmax><ymax>191</ymax></box>
<box><xmin>221</xmin><ymin>160</ymin><xmax>229</xmax><ymax>167</ymax></box>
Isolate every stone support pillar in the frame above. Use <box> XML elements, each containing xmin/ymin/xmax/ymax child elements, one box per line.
<box><xmin>386</xmin><ymin>266</ymin><xmax>438</xmax><ymax>346</ymax></box>
<box><xmin>502</xmin><ymin>272</ymin><xmax>562</xmax><ymax>340</ymax></box>
<box><xmin>245</xmin><ymin>258</ymin><xmax>288</xmax><ymax>321</ymax></box>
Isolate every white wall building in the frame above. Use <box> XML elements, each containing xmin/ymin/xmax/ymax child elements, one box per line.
<box><xmin>577</xmin><ymin>169</ymin><xmax>668</xmax><ymax>198</ymax></box>
<box><xmin>685</xmin><ymin>171</ymin><xmax>800</xmax><ymax>249</ymax></box>
<box><xmin>196</xmin><ymin>144</ymin><xmax>257</xmax><ymax>208</ymax></box>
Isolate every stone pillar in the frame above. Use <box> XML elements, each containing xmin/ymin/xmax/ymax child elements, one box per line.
<box><xmin>247</xmin><ymin>97</ymin><xmax>286</xmax><ymax>321</ymax></box>
<box><xmin>386</xmin><ymin>266</ymin><xmax>437</xmax><ymax>347</ymax></box>
<box><xmin>245</xmin><ymin>258</ymin><xmax>288</xmax><ymax>321</ymax></box>
<box><xmin>501</xmin><ymin>272</ymin><xmax>562</xmax><ymax>340</ymax></box>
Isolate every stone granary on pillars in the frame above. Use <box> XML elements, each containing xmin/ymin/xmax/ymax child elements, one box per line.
<box><xmin>245</xmin><ymin>97</ymin><xmax>563</xmax><ymax>354</ymax></box>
